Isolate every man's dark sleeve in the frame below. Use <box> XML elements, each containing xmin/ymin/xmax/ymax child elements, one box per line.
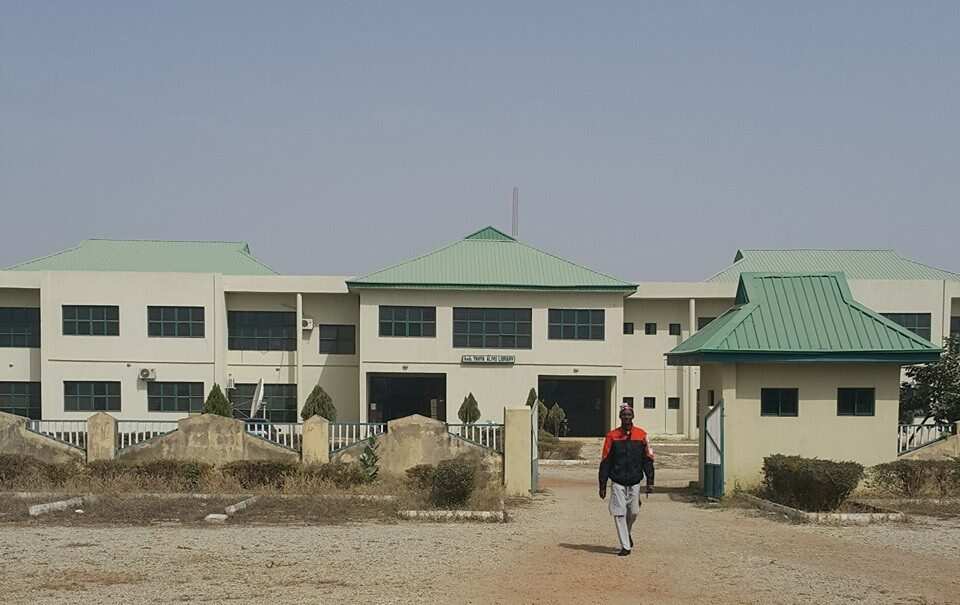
<box><xmin>598</xmin><ymin>434</ymin><xmax>613</xmax><ymax>488</ymax></box>
<box><xmin>643</xmin><ymin>443</ymin><xmax>655</xmax><ymax>489</ymax></box>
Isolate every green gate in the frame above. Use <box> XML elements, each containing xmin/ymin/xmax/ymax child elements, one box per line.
<box><xmin>703</xmin><ymin>401</ymin><xmax>724</xmax><ymax>499</ymax></box>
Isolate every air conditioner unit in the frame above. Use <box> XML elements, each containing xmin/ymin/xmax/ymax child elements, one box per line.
<box><xmin>301</xmin><ymin>318</ymin><xmax>314</xmax><ymax>331</ymax></box>
<box><xmin>226</xmin><ymin>376</ymin><xmax>236</xmax><ymax>390</ymax></box>
<box><xmin>138</xmin><ymin>368</ymin><xmax>157</xmax><ymax>381</ymax></box>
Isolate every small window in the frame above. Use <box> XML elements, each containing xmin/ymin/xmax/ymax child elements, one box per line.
<box><xmin>837</xmin><ymin>388</ymin><xmax>875</xmax><ymax>417</ymax></box>
<box><xmin>453</xmin><ymin>308</ymin><xmax>531</xmax><ymax>349</ymax></box>
<box><xmin>881</xmin><ymin>313</ymin><xmax>932</xmax><ymax>340</ymax></box>
<box><xmin>64</xmin><ymin>381</ymin><xmax>121</xmax><ymax>412</ymax></box>
<box><xmin>148</xmin><ymin>382</ymin><xmax>204</xmax><ymax>413</ymax></box>
<box><xmin>148</xmin><ymin>306</ymin><xmax>204</xmax><ymax>338</ymax></box>
<box><xmin>708</xmin><ymin>390</ymin><xmax>715</xmax><ymax>407</ymax></box>
<box><xmin>761</xmin><ymin>388</ymin><xmax>799</xmax><ymax>417</ymax></box>
<box><xmin>622</xmin><ymin>396</ymin><xmax>634</xmax><ymax>408</ymax></box>
<box><xmin>668</xmin><ymin>397</ymin><xmax>680</xmax><ymax>410</ymax></box>
<box><xmin>0</xmin><ymin>381</ymin><xmax>41</xmax><ymax>419</ymax></box>
<box><xmin>63</xmin><ymin>305</ymin><xmax>119</xmax><ymax>336</ymax></box>
<box><xmin>228</xmin><ymin>311</ymin><xmax>297</xmax><ymax>351</ymax></box>
<box><xmin>318</xmin><ymin>325</ymin><xmax>356</xmax><ymax>354</ymax></box>
<box><xmin>380</xmin><ymin>306</ymin><xmax>436</xmax><ymax>338</ymax></box>
<box><xmin>669</xmin><ymin>323</ymin><xmax>681</xmax><ymax>336</ymax></box>
<box><xmin>0</xmin><ymin>308</ymin><xmax>41</xmax><ymax>348</ymax></box>
<box><xmin>623</xmin><ymin>322</ymin><xmax>634</xmax><ymax>335</ymax></box>
<box><xmin>548</xmin><ymin>309</ymin><xmax>604</xmax><ymax>341</ymax></box>
<box><xmin>644</xmin><ymin>323</ymin><xmax>657</xmax><ymax>335</ymax></box>
<box><xmin>643</xmin><ymin>397</ymin><xmax>656</xmax><ymax>409</ymax></box>
<box><xmin>697</xmin><ymin>317</ymin><xmax>716</xmax><ymax>330</ymax></box>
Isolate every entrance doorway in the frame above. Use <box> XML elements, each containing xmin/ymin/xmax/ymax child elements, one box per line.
<box><xmin>538</xmin><ymin>376</ymin><xmax>611</xmax><ymax>437</ymax></box>
<box><xmin>367</xmin><ymin>373</ymin><xmax>446</xmax><ymax>423</ymax></box>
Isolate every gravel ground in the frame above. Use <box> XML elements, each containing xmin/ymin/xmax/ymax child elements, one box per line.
<box><xmin>1</xmin><ymin>463</ymin><xmax>959</xmax><ymax>604</ymax></box>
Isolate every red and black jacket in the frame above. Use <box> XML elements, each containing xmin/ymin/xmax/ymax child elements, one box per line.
<box><xmin>599</xmin><ymin>425</ymin><xmax>655</xmax><ymax>489</ymax></box>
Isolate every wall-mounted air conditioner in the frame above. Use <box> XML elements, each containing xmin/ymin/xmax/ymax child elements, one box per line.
<box><xmin>139</xmin><ymin>368</ymin><xmax>157</xmax><ymax>381</ymax></box>
<box><xmin>301</xmin><ymin>318</ymin><xmax>314</xmax><ymax>331</ymax></box>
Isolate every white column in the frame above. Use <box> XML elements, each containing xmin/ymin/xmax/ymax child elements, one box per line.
<box><xmin>686</xmin><ymin>297</ymin><xmax>698</xmax><ymax>440</ymax></box>
<box><xmin>296</xmin><ymin>293</ymin><xmax>304</xmax><ymax>410</ymax></box>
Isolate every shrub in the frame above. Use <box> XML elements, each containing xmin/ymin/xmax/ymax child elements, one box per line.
<box><xmin>300</xmin><ymin>462</ymin><xmax>367</xmax><ymax>488</ymax></box>
<box><xmin>301</xmin><ymin>384</ymin><xmax>337</xmax><ymax>422</ymax></box>
<box><xmin>537</xmin><ymin>400</ymin><xmax>549</xmax><ymax>430</ymax></box>
<box><xmin>222</xmin><ymin>461</ymin><xmax>298</xmax><ymax>489</ymax></box>
<box><xmin>869</xmin><ymin>459</ymin><xmax>960</xmax><ymax>498</ymax></box>
<box><xmin>546</xmin><ymin>403</ymin><xmax>566</xmax><ymax>437</ymax></box>
<box><xmin>85</xmin><ymin>460</ymin><xmax>131</xmax><ymax>482</ymax></box>
<box><xmin>0</xmin><ymin>455</ymin><xmax>77</xmax><ymax>488</ymax></box>
<box><xmin>458</xmin><ymin>393</ymin><xmax>481</xmax><ymax>424</ymax></box>
<box><xmin>762</xmin><ymin>454</ymin><xmax>864</xmax><ymax>512</ymax></box>
<box><xmin>359</xmin><ymin>437</ymin><xmax>380</xmax><ymax>483</ymax></box>
<box><xmin>405</xmin><ymin>464</ymin><xmax>436</xmax><ymax>490</ymax></box>
<box><xmin>203</xmin><ymin>384</ymin><xmax>232</xmax><ymax>417</ymax></box>
<box><xmin>525</xmin><ymin>388</ymin><xmax>538</xmax><ymax>408</ymax></box>
<box><xmin>538</xmin><ymin>429</ymin><xmax>558</xmax><ymax>443</ymax></box>
<box><xmin>135</xmin><ymin>460</ymin><xmax>212</xmax><ymax>489</ymax></box>
<box><xmin>430</xmin><ymin>457</ymin><xmax>477</xmax><ymax>508</ymax></box>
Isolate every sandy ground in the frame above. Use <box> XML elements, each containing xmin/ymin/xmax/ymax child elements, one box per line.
<box><xmin>1</xmin><ymin>462</ymin><xmax>959</xmax><ymax>604</ymax></box>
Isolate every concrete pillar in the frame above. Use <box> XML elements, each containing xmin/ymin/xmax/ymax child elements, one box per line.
<box><xmin>503</xmin><ymin>407</ymin><xmax>532</xmax><ymax>496</ymax></box>
<box><xmin>302</xmin><ymin>415</ymin><xmax>330</xmax><ymax>465</ymax></box>
<box><xmin>86</xmin><ymin>412</ymin><xmax>117</xmax><ymax>462</ymax></box>
<box><xmin>296</xmin><ymin>292</ymin><xmax>304</xmax><ymax>411</ymax></box>
<box><xmin>685</xmin><ymin>297</ymin><xmax>698</xmax><ymax>440</ymax></box>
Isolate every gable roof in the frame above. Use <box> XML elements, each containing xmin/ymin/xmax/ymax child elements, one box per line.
<box><xmin>667</xmin><ymin>272</ymin><xmax>941</xmax><ymax>365</ymax></box>
<box><xmin>6</xmin><ymin>239</ymin><xmax>276</xmax><ymax>275</ymax></box>
<box><xmin>707</xmin><ymin>249</ymin><xmax>960</xmax><ymax>282</ymax></box>
<box><xmin>347</xmin><ymin>226</ymin><xmax>637</xmax><ymax>292</ymax></box>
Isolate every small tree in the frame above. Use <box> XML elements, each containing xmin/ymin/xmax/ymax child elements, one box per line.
<box><xmin>300</xmin><ymin>383</ymin><xmax>337</xmax><ymax>422</ymax></box>
<box><xmin>537</xmin><ymin>400</ymin><xmax>549</xmax><ymax>431</ymax></box>
<box><xmin>458</xmin><ymin>392</ymin><xmax>481</xmax><ymax>424</ymax></box>
<box><xmin>359</xmin><ymin>436</ymin><xmax>380</xmax><ymax>483</ymax></box>
<box><xmin>203</xmin><ymin>384</ymin><xmax>232</xmax><ymax>417</ymax></box>
<box><xmin>525</xmin><ymin>388</ymin><xmax>538</xmax><ymax>407</ymax></box>
<box><xmin>546</xmin><ymin>403</ymin><xmax>566</xmax><ymax>437</ymax></box>
<box><xmin>901</xmin><ymin>336</ymin><xmax>960</xmax><ymax>424</ymax></box>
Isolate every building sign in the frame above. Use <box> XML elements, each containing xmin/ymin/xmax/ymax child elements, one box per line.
<box><xmin>461</xmin><ymin>354</ymin><xmax>516</xmax><ymax>365</ymax></box>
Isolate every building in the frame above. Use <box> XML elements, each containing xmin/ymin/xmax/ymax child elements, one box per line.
<box><xmin>1</xmin><ymin>230</ymin><xmax>958</xmax><ymax>438</ymax></box>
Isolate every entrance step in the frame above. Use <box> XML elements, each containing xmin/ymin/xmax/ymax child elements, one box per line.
<box><xmin>557</xmin><ymin>436</ymin><xmax>698</xmax><ymax>462</ymax></box>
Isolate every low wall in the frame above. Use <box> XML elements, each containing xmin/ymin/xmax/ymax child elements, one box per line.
<box><xmin>0</xmin><ymin>411</ymin><xmax>85</xmax><ymax>465</ymax></box>
<box><xmin>333</xmin><ymin>415</ymin><xmax>502</xmax><ymax>478</ymax></box>
<box><xmin>899</xmin><ymin>430</ymin><xmax>960</xmax><ymax>461</ymax></box>
<box><xmin>116</xmin><ymin>415</ymin><xmax>299</xmax><ymax>465</ymax></box>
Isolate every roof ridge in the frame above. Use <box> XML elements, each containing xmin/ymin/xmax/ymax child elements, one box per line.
<box><xmin>4</xmin><ymin>242</ymin><xmax>83</xmax><ymax>270</ymax></box>
<box><xmin>737</xmin><ymin>248</ymin><xmax>897</xmax><ymax>252</ymax></box>
<box><xmin>350</xmin><ymin>236</ymin><xmax>466</xmax><ymax>282</ymax></box>
<box><xmin>85</xmin><ymin>238</ymin><xmax>249</xmax><ymax>246</ymax></box>
<box><xmin>463</xmin><ymin>226</ymin><xmax>516</xmax><ymax>241</ymax></box>
<box><xmin>514</xmin><ymin>239</ymin><xmax>636</xmax><ymax>287</ymax></box>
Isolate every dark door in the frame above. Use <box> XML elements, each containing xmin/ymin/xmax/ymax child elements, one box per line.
<box><xmin>367</xmin><ymin>373</ymin><xmax>446</xmax><ymax>423</ymax></box>
<box><xmin>538</xmin><ymin>377</ymin><xmax>609</xmax><ymax>437</ymax></box>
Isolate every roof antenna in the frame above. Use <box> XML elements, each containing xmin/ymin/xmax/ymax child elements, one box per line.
<box><xmin>511</xmin><ymin>186</ymin><xmax>519</xmax><ymax>238</ymax></box>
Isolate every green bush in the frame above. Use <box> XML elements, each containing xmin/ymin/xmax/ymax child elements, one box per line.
<box><xmin>300</xmin><ymin>462</ymin><xmax>367</xmax><ymax>488</ymax></box>
<box><xmin>203</xmin><ymin>383</ymin><xmax>232</xmax><ymax>417</ymax></box>
<box><xmin>0</xmin><ymin>454</ymin><xmax>77</xmax><ymax>488</ymax></box>
<box><xmin>458</xmin><ymin>393</ymin><xmax>481</xmax><ymax>424</ymax></box>
<box><xmin>430</xmin><ymin>457</ymin><xmax>477</xmax><ymax>507</ymax></box>
<box><xmin>359</xmin><ymin>437</ymin><xmax>379</xmax><ymax>483</ymax></box>
<box><xmin>762</xmin><ymin>454</ymin><xmax>864</xmax><ymax>512</ymax></box>
<box><xmin>869</xmin><ymin>459</ymin><xmax>960</xmax><ymax>498</ymax></box>
<box><xmin>405</xmin><ymin>464</ymin><xmax>436</xmax><ymax>490</ymax></box>
<box><xmin>538</xmin><ymin>429</ymin><xmax>558</xmax><ymax>443</ymax></box>
<box><xmin>301</xmin><ymin>384</ymin><xmax>337</xmax><ymax>422</ymax></box>
<box><xmin>525</xmin><ymin>388</ymin><xmax>538</xmax><ymax>408</ymax></box>
<box><xmin>546</xmin><ymin>403</ymin><xmax>566</xmax><ymax>437</ymax></box>
<box><xmin>222</xmin><ymin>461</ymin><xmax>298</xmax><ymax>489</ymax></box>
<box><xmin>135</xmin><ymin>460</ymin><xmax>212</xmax><ymax>489</ymax></box>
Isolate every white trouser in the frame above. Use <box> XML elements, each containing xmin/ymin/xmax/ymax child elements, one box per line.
<box><xmin>609</xmin><ymin>482</ymin><xmax>640</xmax><ymax>551</ymax></box>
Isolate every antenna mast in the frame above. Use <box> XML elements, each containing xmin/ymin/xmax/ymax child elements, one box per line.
<box><xmin>511</xmin><ymin>186</ymin><xmax>519</xmax><ymax>238</ymax></box>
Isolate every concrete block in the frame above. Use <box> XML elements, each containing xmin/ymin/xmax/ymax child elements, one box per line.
<box><xmin>86</xmin><ymin>412</ymin><xmax>117</xmax><ymax>462</ymax></box>
<box><xmin>204</xmin><ymin>513</ymin><xmax>229</xmax><ymax>523</ymax></box>
<box><xmin>29</xmin><ymin>496</ymin><xmax>85</xmax><ymax>517</ymax></box>
<box><xmin>301</xmin><ymin>415</ymin><xmax>330</xmax><ymax>465</ymax></box>
<box><xmin>503</xmin><ymin>407</ymin><xmax>533</xmax><ymax>497</ymax></box>
<box><xmin>224</xmin><ymin>496</ymin><xmax>258</xmax><ymax>515</ymax></box>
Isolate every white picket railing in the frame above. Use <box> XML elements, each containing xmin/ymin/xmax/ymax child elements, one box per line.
<box><xmin>117</xmin><ymin>421</ymin><xmax>179</xmax><ymax>450</ymax></box>
<box><xmin>898</xmin><ymin>423</ymin><xmax>955</xmax><ymax>454</ymax></box>
<box><xmin>329</xmin><ymin>422</ymin><xmax>386</xmax><ymax>453</ymax></box>
<box><xmin>245</xmin><ymin>422</ymin><xmax>303</xmax><ymax>451</ymax></box>
<box><xmin>27</xmin><ymin>420</ymin><xmax>87</xmax><ymax>449</ymax></box>
<box><xmin>448</xmin><ymin>423</ymin><xmax>504</xmax><ymax>453</ymax></box>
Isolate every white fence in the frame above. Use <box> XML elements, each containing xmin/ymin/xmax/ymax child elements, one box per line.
<box><xmin>898</xmin><ymin>423</ymin><xmax>955</xmax><ymax>454</ymax></box>
<box><xmin>26</xmin><ymin>420</ymin><xmax>87</xmax><ymax>449</ymax></box>
<box><xmin>117</xmin><ymin>421</ymin><xmax>179</xmax><ymax>450</ymax></box>
<box><xmin>245</xmin><ymin>422</ymin><xmax>303</xmax><ymax>451</ymax></box>
<box><xmin>448</xmin><ymin>423</ymin><xmax>504</xmax><ymax>453</ymax></box>
<box><xmin>330</xmin><ymin>422</ymin><xmax>386</xmax><ymax>453</ymax></box>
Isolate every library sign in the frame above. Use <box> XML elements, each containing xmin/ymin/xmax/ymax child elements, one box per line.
<box><xmin>461</xmin><ymin>354</ymin><xmax>516</xmax><ymax>365</ymax></box>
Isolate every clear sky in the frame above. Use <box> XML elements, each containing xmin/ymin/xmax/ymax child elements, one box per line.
<box><xmin>2</xmin><ymin>2</ymin><xmax>958</xmax><ymax>280</ymax></box>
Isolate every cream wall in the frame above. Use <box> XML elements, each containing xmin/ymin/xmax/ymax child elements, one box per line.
<box><xmin>0</xmin><ymin>287</ymin><xmax>42</xmax><ymax>384</ymax></box>
<box><xmin>721</xmin><ymin>363</ymin><xmax>900</xmax><ymax>490</ymax></box>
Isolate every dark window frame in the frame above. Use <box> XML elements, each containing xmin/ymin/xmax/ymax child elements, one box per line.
<box><xmin>64</xmin><ymin>381</ymin><xmax>121</xmax><ymax>412</ymax></box>
<box><xmin>881</xmin><ymin>312</ymin><xmax>932</xmax><ymax>340</ymax></box>
<box><xmin>62</xmin><ymin>305</ymin><xmax>119</xmax><ymax>336</ymax></box>
<box><xmin>452</xmin><ymin>307</ymin><xmax>532</xmax><ymax>349</ymax></box>
<box><xmin>0</xmin><ymin>308</ymin><xmax>40</xmax><ymax>348</ymax></box>
<box><xmin>318</xmin><ymin>324</ymin><xmax>356</xmax><ymax>354</ymax></box>
<box><xmin>623</xmin><ymin>322</ymin><xmax>634</xmax><ymax>335</ymax></box>
<box><xmin>229</xmin><ymin>383</ymin><xmax>298</xmax><ymax>423</ymax></box>
<box><xmin>668</xmin><ymin>397</ymin><xmax>680</xmax><ymax>410</ymax></box>
<box><xmin>148</xmin><ymin>306</ymin><xmax>205</xmax><ymax>338</ymax></box>
<box><xmin>644</xmin><ymin>322</ymin><xmax>657</xmax><ymax>335</ymax></box>
<box><xmin>227</xmin><ymin>311</ymin><xmax>297</xmax><ymax>351</ymax></box>
<box><xmin>837</xmin><ymin>387</ymin><xmax>876</xmax><ymax>417</ymax></box>
<box><xmin>0</xmin><ymin>381</ymin><xmax>41</xmax><ymax>419</ymax></box>
<box><xmin>379</xmin><ymin>306</ymin><xmax>436</xmax><ymax>338</ymax></box>
<box><xmin>669</xmin><ymin>323</ymin><xmax>681</xmax><ymax>336</ymax></box>
<box><xmin>547</xmin><ymin>309</ymin><xmax>604</xmax><ymax>341</ymax></box>
<box><xmin>643</xmin><ymin>396</ymin><xmax>656</xmax><ymax>409</ymax></box>
<box><xmin>622</xmin><ymin>396</ymin><xmax>634</xmax><ymax>408</ymax></box>
<box><xmin>148</xmin><ymin>382</ymin><xmax>204</xmax><ymax>413</ymax></box>
<box><xmin>760</xmin><ymin>388</ymin><xmax>799</xmax><ymax>417</ymax></box>
<box><xmin>697</xmin><ymin>317</ymin><xmax>717</xmax><ymax>330</ymax></box>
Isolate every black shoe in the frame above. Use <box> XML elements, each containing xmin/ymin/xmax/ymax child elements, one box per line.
<box><xmin>618</xmin><ymin>548</ymin><xmax>631</xmax><ymax>557</ymax></box>
<box><xmin>629</xmin><ymin>535</ymin><xmax>633</xmax><ymax>548</ymax></box>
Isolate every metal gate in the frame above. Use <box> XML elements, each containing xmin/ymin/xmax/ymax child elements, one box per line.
<box><xmin>703</xmin><ymin>401</ymin><xmax>723</xmax><ymax>499</ymax></box>
<box><xmin>531</xmin><ymin>402</ymin><xmax>539</xmax><ymax>492</ymax></box>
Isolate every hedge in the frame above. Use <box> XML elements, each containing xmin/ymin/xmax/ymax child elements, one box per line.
<box><xmin>762</xmin><ymin>454</ymin><xmax>864</xmax><ymax>512</ymax></box>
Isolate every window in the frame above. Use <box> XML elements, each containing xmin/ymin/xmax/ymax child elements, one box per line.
<box><xmin>0</xmin><ymin>308</ymin><xmax>40</xmax><ymax>348</ymax></box>
<box><xmin>761</xmin><ymin>388</ymin><xmax>798</xmax><ymax>417</ymax></box>
<box><xmin>644</xmin><ymin>322</ymin><xmax>657</xmax><ymax>335</ymax></box>
<box><xmin>643</xmin><ymin>397</ymin><xmax>656</xmax><ymax>409</ymax></box>
<box><xmin>668</xmin><ymin>397</ymin><xmax>680</xmax><ymax>410</ymax></box>
<box><xmin>148</xmin><ymin>382</ymin><xmax>204</xmax><ymax>413</ymax></box>
<box><xmin>951</xmin><ymin>316</ymin><xmax>960</xmax><ymax>339</ymax></box>
<box><xmin>230</xmin><ymin>383</ymin><xmax>298</xmax><ymax>423</ymax></box>
<box><xmin>697</xmin><ymin>317</ymin><xmax>716</xmax><ymax>330</ymax></box>
<box><xmin>63</xmin><ymin>305</ymin><xmax>119</xmax><ymax>336</ymax></box>
<box><xmin>837</xmin><ymin>388</ymin><xmax>875</xmax><ymax>417</ymax></box>
<box><xmin>622</xmin><ymin>396</ymin><xmax>634</xmax><ymax>408</ymax></box>
<box><xmin>148</xmin><ymin>306</ymin><xmax>204</xmax><ymax>338</ymax></box>
<box><xmin>319</xmin><ymin>325</ymin><xmax>356</xmax><ymax>354</ymax></box>
<box><xmin>623</xmin><ymin>322</ymin><xmax>634</xmax><ymax>335</ymax></box>
<box><xmin>669</xmin><ymin>323</ymin><xmax>681</xmax><ymax>336</ymax></box>
<box><xmin>881</xmin><ymin>313</ymin><xmax>932</xmax><ymax>340</ymax></box>
<box><xmin>227</xmin><ymin>311</ymin><xmax>296</xmax><ymax>351</ymax></box>
<box><xmin>64</xmin><ymin>381</ymin><xmax>120</xmax><ymax>412</ymax></box>
<box><xmin>0</xmin><ymin>382</ymin><xmax>40</xmax><ymax>419</ymax></box>
<box><xmin>453</xmin><ymin>308</ymin><xmax>532</xmax><ymax>349</ymax></box>
<box><xmin>548</xmin><ymin>309</ymin><xmax>604</xmax><ymax>340</ymax></box>
<box><xmin>379</xmin><ymin>306</ymin><xmax>436</xmax><ymax>338</ymax></box>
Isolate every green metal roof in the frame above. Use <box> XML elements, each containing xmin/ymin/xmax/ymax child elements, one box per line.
<box><xmin>347</xmin><ymin>226</ymin><xmax>637</xmax><ymax>292</ymax></box>
<box><xmin>6</xmin><ymin>239</ymin><xmax>276</xmax><ymax>275</ymax></box>
<box><xmin>707</xmin><ymin>249</ymin><xmax>960</xmax><ymax>282</ymax></box>
<box><xmin>667</xmin><ymin>272</ymin><xmax>941</xmax><ymax>365</ymax></box>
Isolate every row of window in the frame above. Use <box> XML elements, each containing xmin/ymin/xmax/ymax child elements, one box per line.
<box><xmin>623</xmin><ymin>317</ymin><xmax>717</xmax><ymax>336</ymax></box>
<box><xmin>0</xmin><ymin>380</ymin><xmax>298</xmax><ymax>421</ymax></box>
<box><xmin>760</xmin><ymin>387</ymin><xmax>876</xmax><ymax>417</ymax></box>
<box><xmin>623</xmin><ymin>396</ymin><xmax>681</xmax><ymax>410</ymax></box>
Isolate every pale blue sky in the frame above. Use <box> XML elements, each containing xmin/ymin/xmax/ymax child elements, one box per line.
<box><xmin>2</xmin><ymin>2</ymin><xmax>958</xmax><ymax>280</ymax></box>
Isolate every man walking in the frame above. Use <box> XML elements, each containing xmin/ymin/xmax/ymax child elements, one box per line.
<box><xmin>599</xmin><ymin>403</ymin><xmax>655</xmax><ymax>556</ymax></box>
